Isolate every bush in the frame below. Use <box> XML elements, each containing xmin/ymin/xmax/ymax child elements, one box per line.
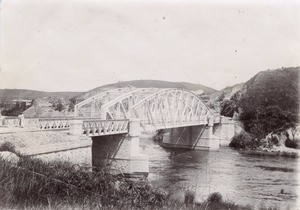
<box><xmin>51</xmin><ymin>99</ymin><xmax>65</xmax><ymax>112</ymax></box>
<box><xmin>0</xmin><ymin>142</ymin><xmax>17</xmax><ymax>154</ymax></box>
<box><xmin>184</xmin><ymin>190</ymin><xmax>195</xmax><ymax>206</ymax></box>
<box><xmin>285</xmin><ymin>138</ymin><xmax>299</xmax><ymax>149</ymax></box>
<box><xmin>229</xmin><ymin>131</ymin><xmax>260</xmax><ymax>149</ymax></box>
<box><xmin>154</xmin><ymin>129</ymin><xmax>165</xmax><ymax>141</ymax></box>
<box><xmin>269</xmin><ymin>134</ymin><xmax>280</xmax><ymax>147</ymax></box>
<box><xmin>198</xmin><ymin>192</ymin><xmax>252</xmax><ymax>210</ymax></box>
<box><xmin>207</xmin><ymin>192</ymin><xmax>223</xmax><ymax>203</ymax></box>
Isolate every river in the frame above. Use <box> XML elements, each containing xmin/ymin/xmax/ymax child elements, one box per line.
<box><xmin>37</xmin><ymin>138</ymin><xmax>299</xmax><ymax>209</ymax></box>
<box><xmin>139</xmin><ymin>138</ymin><xmax>299</xmax><ymax>209</ymax></box>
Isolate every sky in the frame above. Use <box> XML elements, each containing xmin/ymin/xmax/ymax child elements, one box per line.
<box><xmin>0</xmin><ymin>0</ymin><xmax>299</xmax><ymax>92</ymax></box>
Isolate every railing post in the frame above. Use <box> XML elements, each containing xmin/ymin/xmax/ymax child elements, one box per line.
<box><xmin>70</xmin><ymin>119</ymin><xmax>83</xmax><ymax>136</ymax></box>
<box><xmin>220</xmin><ymin>116</ymin><xmax>224</xmax><ymax>123</ymax></box>
<box><xmin>207</xmin><ymin>116</ymin><xmax>214</xmax><ymax>139</ymax></box>
<box><xmin>128</xmin><ymin>118</ymin><xmax>140</xmax><ymax>156</ymax></box>
<box><xmin>128</xmin><ymin>118</ymin><xmax>140</xmax><ymax>137</ymax></box>
<box><xmin>74</xmin><ymin>105</ymin><xmax>78</xmax><ymax>117</ymax></box>
<box><xmin>100</xmin><ymin>108</ymin><xmax>107</xmax><ymax>119</ymax></box>
<box><xmin>208</xmin><ymin>115</ymin><xmax>214</xmax><ymax>127</ymax></box>
<box><xmin>0</xmin><ymin>111</ymin><xmax>3</xmax><ymax>126</ymax></box>
<box><xmin>18</xmin><ymin>114</ymin><xmax>25</xmax><ymax>127</ymax></box>
<box><xmin>91</xmin><ymin>101</ymin><xmax>95</xmax><ymax>117</ymax></box>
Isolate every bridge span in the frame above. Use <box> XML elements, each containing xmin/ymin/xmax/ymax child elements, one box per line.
<box><xmin>0</xmin><ymin>87</ymin><xmax>235</xmax><ymax>177</ymax></box>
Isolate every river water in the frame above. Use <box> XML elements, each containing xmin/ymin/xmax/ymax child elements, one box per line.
<box><xmin>37</xmin><ymin>138</ymin><xmax>299</xmax><ymax>209</ymax></box>
<box><xmin>140</xmin><ymin>138</ymin><xmax>299</xmax><ymax>209</ymax></box>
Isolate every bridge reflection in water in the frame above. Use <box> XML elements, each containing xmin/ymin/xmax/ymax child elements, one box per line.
<box><xmin>0</xmin><ymin>88</ymin><xmax>235</xmax><ymax>176</ymax></box>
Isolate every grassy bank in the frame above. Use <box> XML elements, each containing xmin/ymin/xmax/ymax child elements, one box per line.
<box><xmin>0</xmin><ymin>156</ymin><xmax>280</xmax><ymax>209</ymax></box>
<box><xmin>0</xmin><ymin>157</ymin><xmax>168</xmax><ymax>209</ymax></box>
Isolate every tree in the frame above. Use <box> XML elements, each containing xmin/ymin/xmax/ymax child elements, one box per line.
<box><xmin>68</xmin><ymin>97</ymin><xmax>77</xmax><ymax>112</ymax></box>
<box><xmin>53</xmin><ymin>100</ymin><xmax>65</xmax><ymax>112</ymax></box>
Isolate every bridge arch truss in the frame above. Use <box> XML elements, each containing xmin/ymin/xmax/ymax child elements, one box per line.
<box><xmin>74</xmin><ymin>88</ymin><xmax>211</xmax><ymax>130</ymax></box>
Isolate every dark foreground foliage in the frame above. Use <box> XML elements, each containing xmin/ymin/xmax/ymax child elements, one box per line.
<box><xmin>195</xmin><ymin>192</ymin><xmax>253</xmax><ymax>210</ymax></box>
<box><xmin>0</xmin><ymin>157</ymin><xmax>168</xmax><ymax>209</ymax></box>
<box><xmin>0</xmin><ymin>142</ymin><xmax>18</xmax><ymax>154</ymax></box>
<box><xmin>0</xmin><ymin>157</ymin><xmax>279</xmax><ymax>209</ymax></box>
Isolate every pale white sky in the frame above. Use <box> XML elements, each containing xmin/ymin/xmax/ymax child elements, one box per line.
<box><xmin>0</xmin><ymin>0</ymin><xmax>299</xmax><ymax>92</ymax></box>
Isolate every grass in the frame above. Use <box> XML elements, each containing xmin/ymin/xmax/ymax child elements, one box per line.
<box><xmin>0</xmin><ymin>156</ymin><xmax>280</xmax><ymax>209</ymax></box>
<box><xmin>0</xmin><ymin>157</ymin><xmax>168</xmax><ymax>209</ymax></box>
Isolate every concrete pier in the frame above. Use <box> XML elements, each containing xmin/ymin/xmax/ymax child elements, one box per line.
<box><xmin>162</xmin><ymin>118</ymin><xmax>219</xmax><ymax>150</ymax></box>
<box><xmin>213</xmin><ymin>116</ymin><xmax>235</xmax><ymax>146</ymax></box>
<box><xmin>91</xmin><ymin>119</ymin><xmax>149</xmax><ymax>177</ymax></box>
<box><xmin>162</xmin><ymin>117</ymin><xmax>236</xmax><ymax>149</ymax></box>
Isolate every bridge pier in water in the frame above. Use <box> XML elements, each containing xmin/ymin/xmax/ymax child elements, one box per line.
<box><xmin>213</xmin><ymin>116</ymin><xmax>236</xmax><ymax>146</ymax></box>
<box><xmin>91</xmin><ymin>119</ymin><xmax>149</xmax><ymax>177</ymax></box>
<box><xmin>162</xmin><ymin>117</ymin><xmax>235</xmax><ymax>149</ymax></box>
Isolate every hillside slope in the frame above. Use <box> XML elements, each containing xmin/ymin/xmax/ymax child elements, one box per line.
<box><xmin>220</xmin><ymin>66</ymin><xmax>299</xmax><ymax>137</ymax></box>
<box><xmin>210</xmin><ymin>83</ymin><xmax>245</xmax><ymax>101</ymax></box>
<box><xmin>0</xmin><ymin>89</ymin><xmax>82</xmax><ymax>117</ymax></box>
<box><xmin>77</xmin><ymin>80</ymin><xmax>217</xmax><ymax>99</ymax></box>
<box><xmin>0</xmin><ymin>89</ymin><xmax>82</xmax><ymax>101</ymax></box>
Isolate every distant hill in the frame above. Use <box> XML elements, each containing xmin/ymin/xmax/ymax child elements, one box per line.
<box><xmin>0</xmin><ymin>81</ymin><xmax>216</xmax><ymax>117</ymax></box>
<box><xmin>76</xmin><ymin>80</ymin><xmax>217</xmax><ymax>99</ymax></box>
<box><xmin>0</xmin><ymin>89</ymin><xmax>82</xmax><ymax>101</ymax></box>
<box><xmin>220</xmin><ymin>66</ymin><xmax>299</xmax><ymax>137</ymax></box>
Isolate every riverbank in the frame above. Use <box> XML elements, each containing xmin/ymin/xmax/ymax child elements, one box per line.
<box><xmin>0</xmin><ymin>156</ymin><xmax>276</xmax><ymax>210</ymax></box>
<box><xmin>0</xmin><ymin>132</ymin><xmax>297</xmax><ymax>209</ymax></box>
<box><xmin>238</xmin><ymin>146</ymin><xmax>299</xmax><ymax>158</ymax></box>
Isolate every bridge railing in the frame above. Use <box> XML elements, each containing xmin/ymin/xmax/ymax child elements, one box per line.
<box><xmin>82</xmin><ymin>119</ymin><xmax>129</xmax><ymax>136</ymax></box>
<box><xmin>0</xmin><ymin>115</ymin><xmax>130</xmax><ymax>136</ymax></box>
<box><xmin>1</xmin><ymin>117</ymin><xmax>20</xmax><ymax>127</ymax></box>
<box><xmin>0</xmin><ymin>115</ymin><xmax>73</xmax><ymax>131</ymax></box>
<box><xmin>39</xmin><ymin>118</ymin><xmax>71</xmax><ymax>130</ymax></box>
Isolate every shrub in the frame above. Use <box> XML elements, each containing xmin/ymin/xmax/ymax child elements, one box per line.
<box><xmin>207</xmin><ymin>192</ymin><xmax>223</xmax><ymax>203</ymax></box>
<box><xmin>229</xmin><ymin>131</ymin><xmax>260</xmax><ymax>149</ymax></box>
<box><xmin>285</xmin><ymin>138</ymin><xmax>299</xmax><ymax>149</ymax></box>
<box><xmin>184</xmin><ymin>190</ymin><xmax>195</xmax><ymax>206</ymax></box>
<box><xmin>154</xmin><ymin>129</ymin><xmax>165</xmax><ymax>141</ymax></box>
<box><xmin>200</xmin><ymin>192</ymin><xmax>253</xmax><ymax>210</ymax></box>
<box><xmin>269</xmin><ymin>134</ymin><xmax>280</xmax><ymax>147</ymax></box>
<box><xmin>0</xmin><ymin>142</ymin><xmax>17</xmax><ymax>154</ymax></box>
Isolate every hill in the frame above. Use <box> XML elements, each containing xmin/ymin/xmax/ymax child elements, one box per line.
<box><xmin>0</xmin><ymin>89</ymin><xmax>82</xmax><ymax>117</ymax></box>
<box><xmin>0</xmin><ymin>89</ymin><xmax>82</xmax><ymax>101</ymax></box>
<box><xmin>76</xmin><ymin>80</ymin><xmax>217</xmax><ymax>99</ymax></box>
<box><xmin>220</xmin><ymin>66</ymin><xmax>299</xmax><ymax>138</ymax></box>
<box><xmin>210</xmin><ymin>83</ymin><xmax>245</xmax><ymax>102</ymax></box>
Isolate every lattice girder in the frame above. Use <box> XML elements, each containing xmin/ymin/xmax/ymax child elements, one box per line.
<box><xmin>74</xmin><ymin>88</ymin><xmax>211</xmax><ymax>130</ymax></box>
<box><xmin>131</xmin><ymin>89</ymin><xmax>210</xmax><ymax>129</ymax></box>
<box><xmin>74</xmin><ymin>87</ymin><xmax>137</xmax><ymax>118</ymax></box>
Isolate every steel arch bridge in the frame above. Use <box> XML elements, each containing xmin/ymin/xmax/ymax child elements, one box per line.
<box><xmin>74</xmin><ymin>87</ymin><xmax>212</xmax><ymax>130</ymax></box>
